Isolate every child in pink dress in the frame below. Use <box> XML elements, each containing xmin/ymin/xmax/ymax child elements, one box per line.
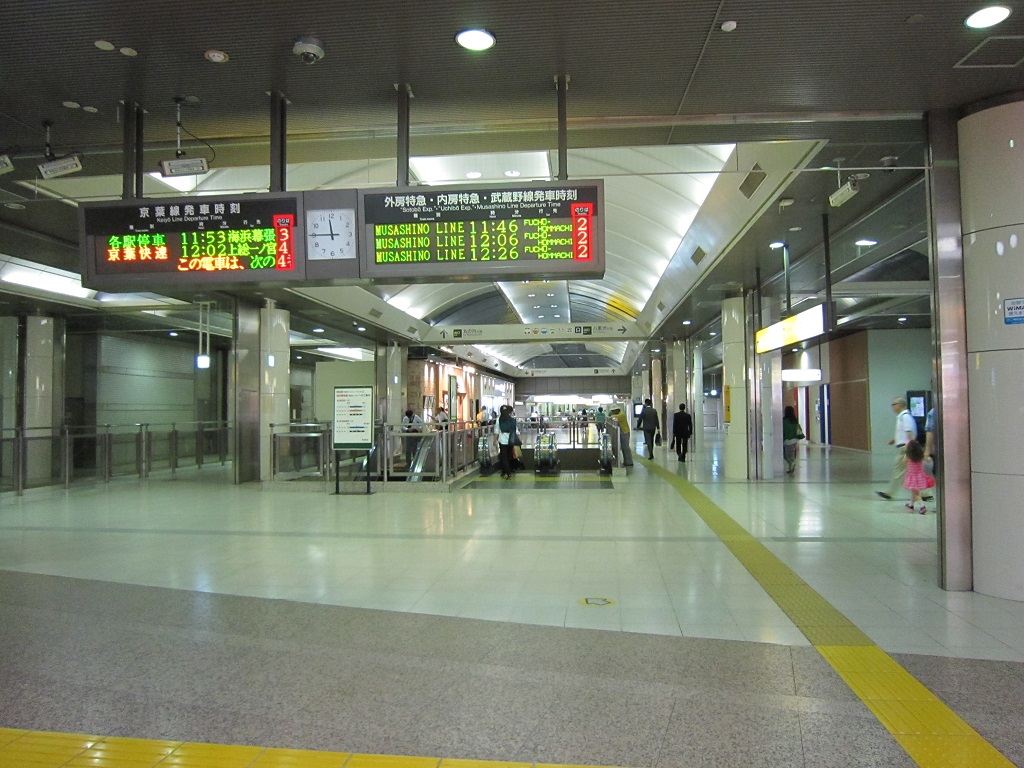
<box><xmin>903</xmin><ymin>440</ymin><xmax>929</xmax><ymax>514</ymax></box>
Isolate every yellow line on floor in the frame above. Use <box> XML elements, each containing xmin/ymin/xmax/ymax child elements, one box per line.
<box><xmin>0</xmin><ymin>729</ymin><xmax>628</xmax><ymax>768</ymax></box>
<box><xmin>642</xmin><ymin>458</ymin><xmax>1015</xmax><ymax>768</ymax></box>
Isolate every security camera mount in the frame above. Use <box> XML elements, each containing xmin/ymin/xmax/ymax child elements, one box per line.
<box><xmin>293</xmin><ymin>35</ymin><xmax>325</xmax><ymax>64</ymax></box>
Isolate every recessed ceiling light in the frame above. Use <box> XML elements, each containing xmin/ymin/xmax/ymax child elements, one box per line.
<box><xmin>466</xmin><ymin>171</ymin><xmax>482</xmax><ymax>179</ymax></box>
<box><xmin>357</xmin><ymin>326</ymin><xmax>366</xmax><ymax>332</ymax></box>
<box><xmin>119</xmin><ymin>46</ymin><xmax>138</xmax><ymax>57</ymax></box>
<box><xmin>769</xmin><ymin>241</ymin><xmax>785</xmax><ymax>249</ymax></box>
<box><xmin>312</xmin><ymin>327</ymin><xmax>324</xmax><ymax>333</ymax></box>
<box><xmin>788</xmin><ymin>226</ymin><xmax>802</xmax><ymax>232</ymax></box>
<box><xmin>296</xmin><ymin>355</ymin><xmax>302</xmax><ymax>360</ymax></box>
<box><xmin>169</xmin><ymin>332</ymin><xmax>178</xmax><ymax>337</ymax></box>
<box><xmin>527</xmin><ymin>293</ymin><xmax>535</xmax><ymax>297</ymax></box>
<box><xmin>855</xmin><ymin>239</ymin><xmax>878</xmax><ymax>247</ymax></box>
<box><xmin>550</xmin><ymin>304</ymin><xmax>557</xmax><ymax>308</ymax></box>
<box><xmin>455</xmin><ymin>29</ymin><xmax>496</xmax><ymax>51</ymax></box>
<box><xmin>82</xmin><ymin>106</ymin><xmax>98</xmax><ymax>113</ymax></box>
<box><xmin>94</xmin><ymin>40</ymin><xmax>115</xmax><ymax>51</ymax></box>
<box><xmin>538</xmin><ymin>315</ymin><xmax>545</xmax><ymax>319</ymax></box>
<box><xmin>62</xmin><ymin>101</ymin><xmax>81</xmax><ymax>109</ymax></box>
<box><xmin>720</xmin><ymin>20</ymin><xmax>738</xmax><ymax>32</ymax></box>
<box><xmin>682</xmin><ymin>320</ymin><xmax>692</xmax><ymax>325</ymax></box>
<box><xmin>4</xmin><ymin>202</ymin><xmax>26</xmax><ymax>210</ymax></box>
<box><xmin>504</xmin><ymin>170</ymin><xmax>521</xmax><ymax>177</ymax></box>
<box><xmin>966</xmin><ymin>6</ymin><xmax>1011</xmax><ymax>28</ymax></box>
<box><xmin>710</xmin><ymin>331</ymin><xmax>718</xmax><ymax>336</ymax></box>
<box><xmin>898</xmin><ymin>316</ymin><xmax>908</xmax><ymax>322</ymax></box>
<box><xmin>533</xmin><ymin>305</ymin><xmax>540</xmax><ymax>309</ymax></box>
<box><xmin>204</xmin><ymin>49</ymin><xmax>229</xmax><ymax>63</ymax></box>
<box><xmin>546</xmin><ymin>293</ymin><xmax>555</xmax><ymax>297</ymax></box>
<box><xmin>554</xmin><ymin>314</ymin><xmax>561</xmax><ymax>318</ymax></box>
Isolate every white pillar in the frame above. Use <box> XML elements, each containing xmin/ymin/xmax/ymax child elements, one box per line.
<box><xmin>259</xmin><ymin>306</ymin><xmax>290</xmax><ymax>481</ymax></box>
<box><xmin>24</xmin><ymin>317</ymin><xmax>61</xmax><ymax>485</ymax></box>
<box><xmin>691</xmin><ymin>343</ymin><xmax>704</xmax><ymax>454</ymax></box>
<box><xmin>959</xmin><ymin>100</ymin><xmax>1024</xmax><ymax>600</ymax></box>
<box><xmin>722</xmin><ymin>297</ymin><xmax>749</xmax><ymax>479</ymax></box>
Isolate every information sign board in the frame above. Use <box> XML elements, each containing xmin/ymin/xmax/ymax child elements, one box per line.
<box><xmin>333</xmin><ymin>386</ymin><xmax>374</xmax><ymax>450</ymax></box>
<box><xmin>358</xmin><ymin>180</ymin><xmax>604</xmax><ymax>282</ymax></box>
<box><xmin>79</xmin><ymin>193</ymin><xmax>304</xmax><ymax>288</ymax></box>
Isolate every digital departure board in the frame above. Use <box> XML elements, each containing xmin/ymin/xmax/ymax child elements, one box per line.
<box><xmin>358</xmin><ymin>181</ymin><xmax>604</xmax><ymax>282</ymax></box>
<box><xmin>79</xmin><ymin>193</ymin><xmax>304</xmax><ymax>288</ymax></box>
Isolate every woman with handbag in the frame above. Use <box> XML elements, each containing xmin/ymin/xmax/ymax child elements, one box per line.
<box><xmin>782</xmin><ymin>405</ymin><xmax>805</xmax><ymax>475</ymax></box>
<box><xmin>496</xmin><ymin>404</ymin><xmax>518</xmax><ymax>479</ymax></box>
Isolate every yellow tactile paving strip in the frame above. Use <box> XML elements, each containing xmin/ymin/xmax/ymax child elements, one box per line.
<box><xmin>644</xmin><ymin>459</ymin><xmax>1015</xmax><ymax>768</ymax></box>
<box><xmin>0</xmin><ymin>729</ymin><xmax>625</xmax><ymax>768</ymax></box>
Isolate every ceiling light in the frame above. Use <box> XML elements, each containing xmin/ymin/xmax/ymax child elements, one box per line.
<box><xmin>119</xmin><ymin>47</ymin><xmax>138</xmax><ymax>57</ymax></box>
<box><xmin>769</xmin><ymin>241</ymin><xmax>785</xmax><ymax>249</ymax></box>
<box><xmin>62</xmin><ymin>101</ymin><xmax>81</xmax><ymax>109</ymax></box>
<box><xmin>527</xmin><ymin>293</ymin><xmax>535</xmax><ymax>297</ymax></box>
<box><xmin>720</xmin><ymin>20</ymin><xmax>738</xmax><ymax>32</ymax></box>
<box><xmin>466</xmin><ymin>171</ymin><xmax>482</xmax><ymax>179</ymax></box>
<box><xmin>504</xmin><ymin>170</ymin><xmax>521</xmax><ymax>177</ymax></box>
<box><xmin>554</xmin><ymin>314</ymin><xmax>561</xmax><ymax>318</ymax></box>
<box><xmin>168</xmin><ymin>332</ymin><xmax>178</xmax><ymax>337</ymax></box>
<box><xmin>855</xmin><ymin>239</ymin><xmax>877</xmax><ymax>247</ymax></box>
<box><xmin>710</xmin><ymin>331</ymin><xmax>718</xmax><ymax>336</ymax></box>
<box><xmin>94</xmin><ymin>40</ymin><xmax>115</xmax><ymax>51</ymax></box>
<box><xmin>195</xmin><ymin>354</ymin><xmax>210</xmax><ymax>369</ymax></box>
<box><xmin>204</xmin><ymin>49</ymin><xmax>229</xmax><ymax>63</ymax></box>
<box><xmin>898</xmin><ymin>316</ymin><xmax>908</xmax><ymax>322</ymax></box>
<box><xmin>4</xmin><ymin>266</ymin><xmax>99</xmax><ymax>299</ymax></box>
<box><xmin>82</xmin><ymin>106</ymin><xmax>98</xmax><ymax>114</ymax></box>
<box><xmin>966</xmin><ymin>6</ymin><xmax>1011</xmax><ymax>28</ymax></box>
<box><xmin>4</xmin><ymin>202</ymin><xmax>25</xmax><ymax>210</ymax></box>
<box><xmin>533</xmin><ymin>305</ymin><xmax>540</xmax><ymax>309</ymax></box>
<box><xmin>538</xmin><ymin>315</ymin><xmax>545</xmax><ymax>319</ymax></box>
<box><xmin>455</xmin><ymin>29</ymin><xmax>496</xmax><ymax>51</ymax></box>
<box><xmin>547</xmin><ymin>293</ymin><xmax>555</xmax><ymax>297</ymax></box>
<box><xmin>357</xmin><ymin>326</ymin><xmax>366</xmax><ymax>332</ymax></box>
<box><xmin>682</xmin><ymin>320</ymin><xmax>692</xmax><ymax>326</ymax></box>
<box><xmin>312</xmin><ymin>327</ymin><xmax>324</xmax><ymax>333</ymax></box>
<box><xmin>789</xmin><ymin>226</ymin><xmax>802</xmax><ymax>232</ymax></box>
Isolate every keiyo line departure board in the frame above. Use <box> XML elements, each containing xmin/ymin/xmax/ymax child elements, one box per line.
<box><xmin>79</xmin><ymin>193</ymin><xmax>304</xmax><ymax>288</ymax></box>
<box><xmin>358</xmin><ymin>181</ymin><xmax>604</xmax><ymax>282</ymax></box>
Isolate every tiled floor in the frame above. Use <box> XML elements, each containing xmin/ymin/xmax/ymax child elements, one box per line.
<box><xmin>1</xmin><ymin>432</ymin><xmax>1023</xmax><ymax>767</ymax></box>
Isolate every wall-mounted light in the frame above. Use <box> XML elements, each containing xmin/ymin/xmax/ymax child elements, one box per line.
<box><xmin>266</xmin><ymin>354</ymin><xmax>276</xmax><ymax>368</ymax></box>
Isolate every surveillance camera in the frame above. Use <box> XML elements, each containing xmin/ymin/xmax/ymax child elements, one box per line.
<box><xmin>293</xmin><ymin>36</ymin><xmax>325</xmax><ymax>64</ymax></box>
<box><xmin>880</xmin><ymin>155</ymin><xmax>898</xmax><ymax>173</ymax></box>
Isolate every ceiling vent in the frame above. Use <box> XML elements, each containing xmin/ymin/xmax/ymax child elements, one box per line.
<box><xmin>657</xmin><ymin>301</ymin><xmax>667</xmax><ymax>312</ymax></box>
<box><xmin>956</xmin><ymin>36</ymin><xmax>1024</xmax><ymax>68</ymax></box>
<box><xmin>368</xmin><ymin>308</ymin><xmax>383</xmax><ymax>318</ymax></box>
<box><xmin>691</xmin><ymin>246</ymin><xmax>707</xmax><ymax>265</ymax></box>
<box><xmin>738</xmin><ymin>163</ymin><xmax>767</xmax><ymax>199</ymax></box>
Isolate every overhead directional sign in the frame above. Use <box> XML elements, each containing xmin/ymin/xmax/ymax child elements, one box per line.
<box><xmin>424</xmin><ymin>321</ymin><xmax>642</xmax><ymax>344</ymax></box>
<box><xmin>359</xmin><ymin>180</ymin><xmax>605</xmax><ymax>283</ymax></box>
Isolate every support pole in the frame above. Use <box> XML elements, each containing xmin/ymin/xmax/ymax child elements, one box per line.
<box><xmin>821</xmin><ymin>213</ymin><xmax>834</xmax><ymax>331</ymax></box>
<box><xmin>269</xmin><ymin>90</ymin><xmax>287</xmax><ymax>192</ymax></box>
<box><xmin>396</xmin><ymin>83</ymin><xmax>413</xmax><ymax>187</ymax></box>
<box><xmin>121</xmin><ymin>101</ymin><xmax>143</xmax><ymax>199</ymax></box>
<box><xmin>555</xmin><ymin>75</ymin><xmax>569</xmax><ymax>181</ymax></box>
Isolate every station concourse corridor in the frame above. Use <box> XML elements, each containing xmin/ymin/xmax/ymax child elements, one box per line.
<box><xmin>1</xmin><ymin>432</ymin><xmax>1023</xmax><ymax>768</ymax></box>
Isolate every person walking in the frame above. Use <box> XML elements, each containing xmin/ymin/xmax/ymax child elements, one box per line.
<box><xmin>496</xmin><ymin>404</ymin><xmax>517</xmax><ymax>479</ymax></box>
<box><xmin>877</xmin><ymin>396</ymin><xmax>917</xmax><ymax>500</ymax></box>
<box><xmin>637</xmin><ymin>398</ymin><xmax>660</xmax><ymax>459</ymax></box>
<box><xmin>608</xmin><ymin>408</ymin><xmax>633</xmax><ymax>467</ymax></box>
<box><xmin>595</xmin><ymin>407</ymin><xmax>606</xmax><ymax>432</ymax></box>
<box><xmin>401</xmin><ymin>409</ymin><xmax>423</xmax><ymax>467</ymax></box>
<box><xmin>782</xmin><ymin>405</ymin><xmax>804</xmax><ymax>474</ymax></box>
<box><xmin>902</xmin><ymin>439</ymin><xmax>931</xmax><ymax>514</ymax></box>
<box><xmin>670</xmin><ymin>403</ymin><xmax>693</xmax><ymax>462</ymax></box>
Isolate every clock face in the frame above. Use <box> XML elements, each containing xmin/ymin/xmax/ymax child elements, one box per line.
<box><xmin>306</xmin><ymin>208</ymin><xmax>356</xmax><ymax>261</ymax></box>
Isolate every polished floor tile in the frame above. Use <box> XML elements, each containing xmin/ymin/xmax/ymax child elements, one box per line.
<box><xmin>1</xmin><ymin>432</ymin><xmax>1023</xmax><ymax>766</ymax></box>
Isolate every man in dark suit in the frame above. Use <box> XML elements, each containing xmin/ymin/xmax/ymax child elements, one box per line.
<box><xmin>671</xmin><ymin>403</ymin><xmax>693</xmax><ymax>462</ymax></box>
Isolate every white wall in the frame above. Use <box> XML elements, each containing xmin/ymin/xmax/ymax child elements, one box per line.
<box><xmin>96</xmin><ymin>335</ymin><xmax>196</xmax><ymax>426</ymax></box>
<box><xmin>866</xmin><ymin>329</ymin><xmax>933</xmax><ymax>451</ymax></box>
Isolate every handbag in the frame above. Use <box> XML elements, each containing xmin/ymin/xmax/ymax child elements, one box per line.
<box><xmin>513</xmin><ymin>432</ymin><xmax>522</xmax><ymax>446</ymax></box>
<box><xmin>654</xmin><ymin>431</ymin><xmax>662</xmax><ymax>445</ymax></box>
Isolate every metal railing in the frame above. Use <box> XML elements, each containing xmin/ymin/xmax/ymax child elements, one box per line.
<box><xmin>0</xmin><ymin>421</ymin><xmax>231</xmax><ymax>495</ymax></box>
<box><xmin>269</xmin><ymin>419</ymin><xmax>492</xmax><ymax>486</ymax></box>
